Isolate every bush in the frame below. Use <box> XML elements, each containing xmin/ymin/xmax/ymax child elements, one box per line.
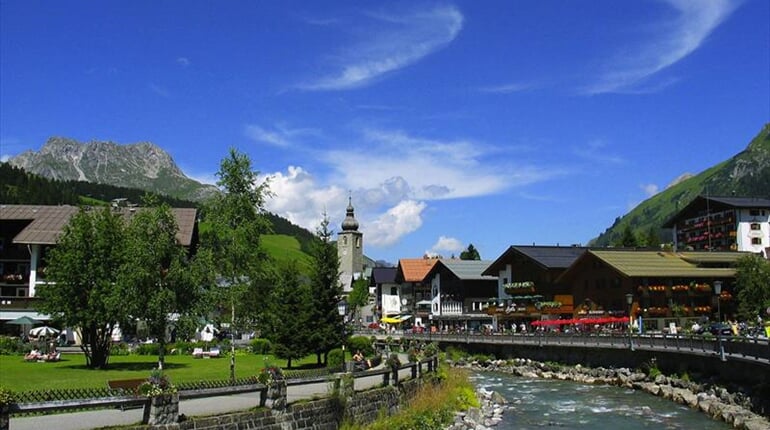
<box><xmin>250</xmin><ymin>338</ymin><xmax>272</xmax><ymax>354</ymax></box>
<box><xmin>0</xmin><ymin>386</ymin><xmax>15</xmax><ymax>407</ymax></box>
<box><xmin>134</xmin><ymin>343</ymin><xmax>162</xmax><ymax>355</ymax></box>
<box><xmin>327</xmin><ymin>348</ymin><xmax>344</xmax><ymax>369</ymax></box>
<box><xmin>347</xmin><ymin>336</ymin><xmax>373</xmax><ymax>356</ymax></box>
<box><xmin>110</xmin><ymin>343</ymin><xmax>130</xmax><ymax>356</ymax></box>
<box><xmin>0</xmin><ymin>336</ymin><xmax>25</xmax><ymax>355</ymax></box>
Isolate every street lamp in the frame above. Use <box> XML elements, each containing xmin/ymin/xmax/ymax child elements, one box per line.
<box><xmin>338</xmin><ymin>299</ymin><xmax>349</xmax><ymax>369</ymax></box>
<box><xmin>714</xmin><ymin>281</ymin><xmax>726</xmax><ymax>361</ymax></box>
<box><xmin>625</xmin><ymin>293</ymin><xmax>635</xmax><ymax>351</ymax></box>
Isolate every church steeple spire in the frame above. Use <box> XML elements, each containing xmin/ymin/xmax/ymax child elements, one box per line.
<box><xmin>341</xmin><ymin>196</ymin><xmax>359</xmax><ymax>231</ymax></box>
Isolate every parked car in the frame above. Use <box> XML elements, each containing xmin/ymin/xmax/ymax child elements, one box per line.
<box><xmin>708</xmin><ymin>322</ymin><xmax>732</xmax><ymax>336</ymax></box>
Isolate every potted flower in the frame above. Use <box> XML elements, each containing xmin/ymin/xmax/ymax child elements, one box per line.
<box><xmin>139</xmin><ymin>369</ymin><xmax>178</xmax><ymax>425</ymax></box>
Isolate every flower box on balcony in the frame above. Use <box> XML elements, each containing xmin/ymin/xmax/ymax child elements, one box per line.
<box><xmin>671</xmin><ymin>285</ymin><xmax>689</xmax><ymax>292</ymax></box>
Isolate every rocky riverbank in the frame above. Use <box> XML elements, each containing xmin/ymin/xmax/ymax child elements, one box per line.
<box><xmin>452</xmin><ymin>357</ymin><xmax>770</xmax><ymax>430</ymax></box>
<box><xmin>446</xmin><ymin>387</ymin><xmax>509</xmax><ymax>430</ymax></box>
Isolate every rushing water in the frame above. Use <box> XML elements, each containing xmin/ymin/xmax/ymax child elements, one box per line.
<box><xmin>471</xmin><ymin>372</ymin><xmax>733</xmax><ymax>430</ymax></box>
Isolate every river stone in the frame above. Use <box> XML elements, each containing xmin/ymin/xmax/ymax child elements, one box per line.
<box><xmin>491</xmin><ymin>391</ymin><xmax>507</xmax><ymax>405</ymax></box>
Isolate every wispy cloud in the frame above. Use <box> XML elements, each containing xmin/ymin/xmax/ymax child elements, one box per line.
<box><xmin>572</xmin><ymin>139</ymin><xmax>625</xmax><ymax>164</ymax></box>
<box><xmin>641</xmin><ymin>183</ymin><xmax>659</xmax><ymax>197</ymax></box>
<box><xmin>584</xmin><ymin>0</ymin><xmax>736</xmax><ymax>94</ymax></box>
<box><xmin>298</xmin><ymin>5</ymin><xmax>463</xmax><ymax>90</ymax></box>
<box><xmin>244</xmin><ymin>123</ymin><xmax>320</xmax><ymax>148</ymax></box>
<box><xmin>479</xmin><ymin>82</ymin><xmax>535</xmax><ymax>94</ymax></box>
<box><xmin>149</xmin><ymin>83</ymin><xmax>170</xmax><ymax>98</ymax></box>
<box><xmin>176</xmin><ymin>57</ymin><xmax>191</xmax><ymax>67</ymax></box>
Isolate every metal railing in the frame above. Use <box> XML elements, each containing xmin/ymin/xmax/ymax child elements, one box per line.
<box><xmin>372</xmin><ymin>330</ymin><xmax>770</xmax><ymax>364</ymax></box>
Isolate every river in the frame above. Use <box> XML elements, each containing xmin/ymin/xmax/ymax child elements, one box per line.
<box><xmin>471</xmin><ymin>372</ymin><xmax>733</xmax><ymax>429</ymax></box>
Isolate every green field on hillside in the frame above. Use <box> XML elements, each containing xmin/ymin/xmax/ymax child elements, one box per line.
<box><xmin>262</xmin><ymin>234</ymin><xmax>313</xmax><ymax>273</ymax></box>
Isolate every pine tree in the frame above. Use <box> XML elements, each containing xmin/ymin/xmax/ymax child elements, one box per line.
<box><xmin>306</xmin><ymin>214</ymin><xmax>345</xmax><ymax>365</ymax></box>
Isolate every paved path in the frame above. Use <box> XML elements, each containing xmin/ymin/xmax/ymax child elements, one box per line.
<box><xmin>9</xmin><ymin>356</ymin><xmax>412</xmax><ymax>430</ymax></box>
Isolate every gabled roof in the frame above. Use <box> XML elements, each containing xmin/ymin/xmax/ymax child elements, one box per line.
<box><xmin>396</xmin><ymin>258</ymin><xmax>438</xmax><ymax>283</ymax></box>
<box><xmin>482</xmin><ymin>245</ymin><xmax>587</xmax><ymax>276</ymax></box>
<box><xmin>662</xmin><ymin>195</ymin><xmax>770</xmax><ymax>227</ymax></box>
<box><xmin>371</xmin><ymin>267</ymin><xmax>397</xmax><ymax>284</ymax></box>
<box><xmin>427</xmin><ymin>259</ymin><xmax>497</xmax><ymax>282</ymax></box>
<box><xmin>557</xmin><ymin>250</ymin><xmax>739</xmax><ymax>282</ymax></box>
<box><xmin>0</xmin><ymin>204</ymin><xmax>198</xmax><ymax>246</ymax></box>
<box><xmin>0</xmin><ymin>205</ymin><xmax>79</xmax><ymax>245</ymax></box>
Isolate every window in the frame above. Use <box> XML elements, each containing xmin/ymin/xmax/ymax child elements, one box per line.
<box><xmin>356</xmin><ymin>237</ymin><xmax>361</xmax><ymax>248</ymax></box>
<box><xmin>342</xmin><ymin>236</ymin><xmax>348</xmax><ymax>245</ymax></box>
<box><xmin>751</xmin><ymin>238</ymin><xmax>762</xmax><ymax>245</ymax></box>
<box><xmin>16</xmin><ymin>287</ymin><xmax>28</xmax><ymax>297</ymax></box>
<box><xmin>390</xmin><ymin>287</ymin><xmax>397</xmax><ymax>295</ymax></box>
<box><xmin>750</xmin><ymin>223</ymin><xmax>761</xmax><ymax>230</ymax></box>
<box><xmin>749</xmin><ymin>209</ymin><xmax>760</xmax><ymax>216</ymax></box>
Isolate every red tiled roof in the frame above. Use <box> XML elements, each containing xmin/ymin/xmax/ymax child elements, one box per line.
<box><xmin>397</xmin><ymin>258</ymin><xmax>438</xmax><ymax>282</ymax></box>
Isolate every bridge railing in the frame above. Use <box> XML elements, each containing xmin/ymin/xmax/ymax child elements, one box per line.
<box><xmin>376</xmin><ymin>331</ymin><xmax>769</xmax><ymax>363</ymax></box>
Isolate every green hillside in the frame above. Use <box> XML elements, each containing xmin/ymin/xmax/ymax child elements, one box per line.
<box><xmin>592</xmin><ymin>123</ymin><xmax>770</xmax><ymax>246</ymax></box>
<box><xmin>262</xmin><ymin>235</ymin><xmax>314</xmax><ymax>273</ymax></box>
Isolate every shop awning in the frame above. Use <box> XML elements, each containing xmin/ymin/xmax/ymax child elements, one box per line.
<box><xmin>381</xmin><ymin>314</ymin><xmax>412</xmax><ymax>324</ymax></box>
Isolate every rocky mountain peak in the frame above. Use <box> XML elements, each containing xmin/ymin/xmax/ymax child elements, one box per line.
<box><xmin>10</xmin><ymin>137</ymin><xmax>218</xmax><ymax>202</ymax></box>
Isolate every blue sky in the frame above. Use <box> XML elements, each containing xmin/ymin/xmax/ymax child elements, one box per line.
<box><xmin>1</xmin><ymin>1</ymin><xmax>768</xmax><ymax>264</ymax></box>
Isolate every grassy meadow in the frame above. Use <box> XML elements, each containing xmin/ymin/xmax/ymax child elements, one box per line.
<box><xmin>0</xmin><ymin>351</ymin><xmax>319</xmax><ymax>392</ymax></box>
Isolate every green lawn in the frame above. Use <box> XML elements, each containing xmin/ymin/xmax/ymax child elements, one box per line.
<box><xmin>0</xmin><ymin>352</ymin><xmax>319</xmax><ymax>392</ymax></box>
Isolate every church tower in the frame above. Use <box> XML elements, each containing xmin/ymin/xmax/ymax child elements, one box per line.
<box><xmin>338</xmin><ymin>196</ymin><xmax>363</xmax><ymax>291</ymax></box>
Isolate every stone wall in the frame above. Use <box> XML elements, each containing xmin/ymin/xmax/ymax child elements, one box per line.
<box><xmin>134</xmin><ymin>379</ymin><xmax>422</xmax><ymax>430</ymax></box>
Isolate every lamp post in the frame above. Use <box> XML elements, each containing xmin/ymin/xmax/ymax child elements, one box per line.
<box><xmin>714</xmin><ymin>281</ymin><xmax>726</xmax><ymax>361</ymax></box>
<box><xmin>625</xmin><ymin>293</ymin><xmax>635</xmax><ymax>351</ymax></box>
<box><xmin>338</xmin><ymin>299</ymin><xmax>348</xmax><ymax>370</ymax></box>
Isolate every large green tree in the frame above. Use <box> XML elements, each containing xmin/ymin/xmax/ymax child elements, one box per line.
<box><xmin>200</xmin><ymin>148</ymin><xmax>273</xmax><ymax>379</ymax></box>
<box><xmin>306</xmin><ymin>214</ymin><xmax>345</xmax><ymax>365</ymax></box>
<box><xmin>265</xmin><ymin>262</ymin><xmax>311</xmax><ymax>368</ymax></box>
<box><xmin>37</xmin><ymin>207</ymin><xmax>129</xmax><ymax>369</ymax></box>
<box><xmin>734</xmin><ymin>254</ymin><xmax>770</xmax><ymax>322</ymax></box>
<box><xmin>119</xmin><ymin>200</ymin><xmax>214</xmax><ymax>369</ymax></box>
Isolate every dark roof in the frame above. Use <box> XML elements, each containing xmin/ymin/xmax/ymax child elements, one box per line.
<box><xmin>482</xmin><ymin>245</ymin><xmax>587</xmax><ymax>275</ymax></box>
<box><xmin>662</xmin><ymin>195</ymin><xmax>770</xmax><ymax>227</ymax></box>
<box><xmin>371</xmin><ymin>267</ymin><xmax>397</xmax><ymax>284</ymax></box>
<box><xmin>0</xmin><ymin>204</ymin><xmax>198</xmax><ymax>246</ymax></box>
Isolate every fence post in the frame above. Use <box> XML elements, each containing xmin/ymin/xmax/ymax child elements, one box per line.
<box><xmin>411</xmin><ymin>363</ymin><xmax>418</xmax><ymax>379</ymax></box>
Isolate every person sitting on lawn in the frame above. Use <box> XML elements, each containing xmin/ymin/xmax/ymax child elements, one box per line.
<box><xmin>24</xmin><ymin>348</ymin><xmax>41</xmax><ymax>361</ymax></box>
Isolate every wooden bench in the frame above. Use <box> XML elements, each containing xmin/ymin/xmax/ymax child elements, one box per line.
<box><xmin>107</xmin><ymin>378</ymin><xmax>147</xmax><ymax>410</ymax></box>
<box><xmin>107</xmin><ymin>378</ymin><xmax>146</xmax><ymax>396</ymax></box>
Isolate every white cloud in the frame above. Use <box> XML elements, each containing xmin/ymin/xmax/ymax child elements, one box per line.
<box><xmin>264</xmin><ymin>165</ymin><xmax>428</xmax><ymax>247</ymax></box>
<box><xmin>428</xmin><ymin>235</ymin><xmax>464</xmax><ymax>257</ymax></box>
<box><xmin>176</xmin><ymin>57</ymin><xmax>191</xmax><ymax>67</ymax></box>
<box><xmin>324</xmin><ymin>128</ymin><xmax>552</xmax><ymax>201</ymax></box>
<box><xmin>299</xmin><ymin>5</ymin><xmax>463</xmax><ymax>90</ymax></box>
<box><xmin>0</xmin><ymin>155</ymin><xmax>9</xmax><ymax>162</ymax></box>
<box><xmin>641</xmin><ymin>183</ymin><xmax>659</xmax><ymax>197</ymax></box>
<box><xmin>585</xmin><ymin>0</ymin><xmax>736</xmax><ymax>94</ymax></box>
<box><xmin>366</xmin><ymin>200</ymin><xmax>427</xmax><ymax>247</ymax></box>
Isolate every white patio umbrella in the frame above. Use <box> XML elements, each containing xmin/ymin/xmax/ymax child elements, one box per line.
<box><xmin>29</xmin><ymin>326</ymin><xmax>60</xmax><ymax>337</ymax></box>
